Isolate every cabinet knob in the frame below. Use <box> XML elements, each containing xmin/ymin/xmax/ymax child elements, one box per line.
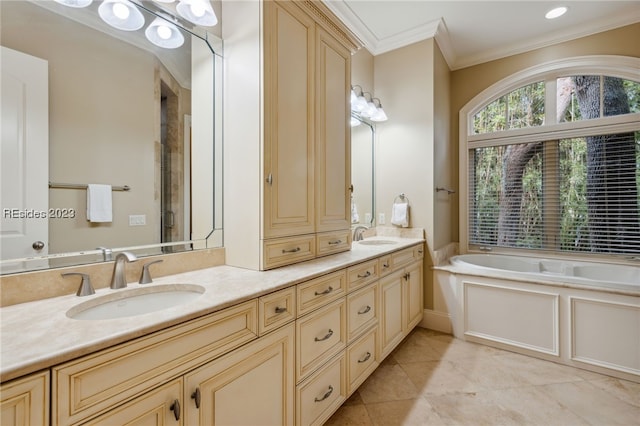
<box><xmin>358</xmin><ymin>351</ymin><xmax>372</xmax><ymax>363</ymax></box>
<box><xmin>170</xmin><ymin>399</ymin><xmax>181</xmax><ymax>421</ymax></box>
<box><xmin>357</xmin><ymin>305</ymin><xmax>371</xmax><ymax>315</ymax></box>
<box><xmin>314</xmin><ymin>286</ymin><xmax>333</xmax><ymax>296</ymax></box>
<box><xmin>314</xmin><ymin>385</ymin><xmax>334</xmax><ymax>402</ymax></box>
<box><xmin>314</xmin><ymin>329</ymin><xmax>334</xmax><ymax>342</ymax></box>
<box><xmin>191</xmin><ymin>388</ymin><xmax>201</xmax><ymax>409</ymax></box>
<box><xmin>282</xmin><ymin>247</ymin><xmax>301</xmax><ymax>254</ymax></box>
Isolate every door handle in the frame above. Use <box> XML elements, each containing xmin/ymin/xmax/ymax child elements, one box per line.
<box><xmin>32</xmin><ymin>240</ymin><xmax>45</xmax><ymax>250</ymax></box>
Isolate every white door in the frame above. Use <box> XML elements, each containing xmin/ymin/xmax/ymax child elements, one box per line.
<box><xmin>1</xmin><ymin>46</ymin><xmax>49</xmax><ymax>270</ymax></box>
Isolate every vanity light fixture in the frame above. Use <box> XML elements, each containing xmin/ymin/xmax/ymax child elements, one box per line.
<box><xmin>351</xmin><ymin>85</ymin><xmax>368</xmax><ymax>113</ymax></box>
<box><xmin>358</xmin><ymin>92</ymin><xmax>376</xmax><ymax>118</ymax></box>
<box><xmin>176</xmin><ymin>0</ymin><xmax>218</xmax><ymax>27</ymax></box>
<box><xmin>350</xmin><ymin>116</ymin><xmax>362</xmax><ymax>127</ymax></box>
<box><xmin>54</xmin><ymin>0</ymin><xmax>93</xmax><ymax>7</ymax></box>
<box><xmin>370</xmin><ymin>98</ymin><xmax>388</xmax><ymax>122</ymax></box>
<box><xmin>98</xmin><ymin>0</ymin><xmax>145</xmax><ymax>31</ymax></box>
<box><xmin>145</xmin><ymin>16</ymin><xmax>185</xmax><ymax>48</ymax></box>
<box><xmin>545</xmin><ymin>6</ymin><xmax>568</xmax><ymax>19</ymax></box>
<box><xmin>350</xmin><ymin>85</ymin><xmax>388</xmax><ymax>122</ymax></box>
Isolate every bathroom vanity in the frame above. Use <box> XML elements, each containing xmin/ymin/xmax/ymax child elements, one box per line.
<box><xmin>0</xmin><ymin>236</ymin><xmax>424</xmax><ymax>426</ymax></box>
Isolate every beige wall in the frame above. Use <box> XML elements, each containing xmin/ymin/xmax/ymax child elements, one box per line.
<box><xmin>2</xmin><ymin>2</ymin><xmax>164</xmax><ymax>254</ymax></box>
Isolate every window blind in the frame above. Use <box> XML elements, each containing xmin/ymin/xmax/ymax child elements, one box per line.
<box><xmin>468</xmin><ymin>131</ymin><xmax>640</xmax><ymax>255</ymax></box>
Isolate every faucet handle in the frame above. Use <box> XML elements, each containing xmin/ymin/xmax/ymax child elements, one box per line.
<box><xmin>139</xmin><ymin>260</ymin><xmax>163</xmax><ymax>284</ymax></box>
<box><xmin>62</xmin><ymin>272</ymin><xmax>95</xmax><ymax>297</ymax></box>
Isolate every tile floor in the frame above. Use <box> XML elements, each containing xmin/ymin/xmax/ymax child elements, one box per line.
<box><xmin>326</xmin><ymin>327</ymin><xmax>640</xmax><ymax>425</ymax></box>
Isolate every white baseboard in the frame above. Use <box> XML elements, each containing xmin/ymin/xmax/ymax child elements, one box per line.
<box><xmin>419</xmin><ymin>309</ymin><xmax>452</xmax><ymax>334</ymax></box>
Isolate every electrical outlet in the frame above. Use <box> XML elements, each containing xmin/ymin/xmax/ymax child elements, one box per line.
<box><xmin>379</xmin><ymin>213</ymin><xmax>385</xmax><ymax>224</ymax></box>
<box><xmin>365</xmin><ymin>213</ymin><xmax>372</xmax><ymax>224</ymax></box>
<box><xmin>129</xmin><ymin>214</ymin><xmax>146</xmax><ymax>226</ymax></box>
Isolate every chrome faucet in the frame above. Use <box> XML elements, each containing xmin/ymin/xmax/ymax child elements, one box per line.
<box><xmin>110</xmin><ymin>251</ymin><xmax>137</xmax><ymax>289</ymax></box>
<box><xmin>353</xmin><ymin>225</ymin><xmax>369</xmax><ymax>241</ymax></box>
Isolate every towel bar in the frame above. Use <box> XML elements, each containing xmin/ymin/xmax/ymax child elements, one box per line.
<box><xmin>435</xmin><ymin>187</ymin><xmax>456</xmax><ymax>195</ymax></box>
<box><xmin>49</xmin><ymin>182</ymin><xmax>130</xmax><ymax>192</ymax></box>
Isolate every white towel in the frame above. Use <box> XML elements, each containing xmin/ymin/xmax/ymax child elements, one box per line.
<box><xmin>351</xmin><ymin>198</ymin><xmax>359</xmax><ymax>223</ymax></box>
<box><xmin>391</xmin><ymin>202</ymin><xmax>409</xmax><ymax>227</ymax></box>
<box><xmin>86</xmin><ymin>184</ymin><xmax>113</xmax><ymax>222</ymax></box>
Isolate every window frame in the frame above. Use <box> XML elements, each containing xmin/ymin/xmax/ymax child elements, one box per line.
<box><xmin>459</xmin><ymin>55</ymin><xmax>640</xmax><ymax>262</ymax></box>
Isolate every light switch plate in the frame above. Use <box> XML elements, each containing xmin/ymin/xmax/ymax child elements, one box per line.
<box><xmin>129</xmin><ymin>214</ymin><xmax>146</xmax><ymax>226</ymax></box>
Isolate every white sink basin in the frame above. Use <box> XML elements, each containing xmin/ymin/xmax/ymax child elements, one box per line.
<box><xmin>357</xmin><ymin>240</ymin><xmax>398</xmax><ymax>246</ymax></box>
<box><xmin>67</xmin><ymin>284</ymin><xmax>205</xmax><ymax>320</ymax></box>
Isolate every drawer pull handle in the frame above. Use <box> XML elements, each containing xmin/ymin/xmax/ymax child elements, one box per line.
<box><xmin>170</xmin><ymin>399</ymin><xmax>181</xmax><ymax>421</ymax></box>
<box><xmin>191</xmin><ymin>388</ymin><xmax>201</xmax><ymax>409</ymax></box>
<box><xmin>357</xmin><ymin>271</ymin><xmax>371</xmax><ymax>278</ymax></box>
<box><xmin>383</xmin><ymin>263</ymin><xmax>389</xmax><ymax>268</ymax></box>
<box><xmin>282</xmin><ymin>247</ymin><xmax>301</xmax><ymax>254</ymax></box>
<box><xmin>314</xmin><ymin>385</ymin><xmax>334</xmax><ymax>402</ymax></box>
<box><xmin>358</xmin><ymin>352</ymin><xmax>372</xmax><ymax>363</ymax></box>
<box><xmin>315</xmin><ymin>329</ymin><xmax>334</xmax><ymax>342</ymax></box>
<box><xmin>275</xmin><ymin>306</ymin><xmax>287</xmax><ymax>314</ymax></box>
<box><xmin>357</xmin><ymin>305</ymin><xmax>371</xmax><ymax>315</ymax></box>
<box><xmin>314</xmin><ymin>286</ymin><xmax>333</xmax><ymax>296</ymax></box>
<box><xmin>328</xmin><ymin>240</ymin><xmax>343</xmax><ymax>245</ymax></box>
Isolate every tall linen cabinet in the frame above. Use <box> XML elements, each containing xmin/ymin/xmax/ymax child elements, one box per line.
<box><xmin>223</xmin><ymin>0</ymin><xmax>361</xmax><ymax>270</ymax></box>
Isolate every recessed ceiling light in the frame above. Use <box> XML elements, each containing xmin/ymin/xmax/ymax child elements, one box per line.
<box><xmin>545</xmin><ymin>6</ymin><xmax>568</xmax><ymax>19</ymax></box>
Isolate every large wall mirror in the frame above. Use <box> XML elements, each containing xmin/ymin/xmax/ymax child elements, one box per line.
<box><xmin>350</xmin><ymin>115</ymin><xmax>375</xmax><ymax>227</ymax></box>
<box><xmin>0</xmin><ymin>0</ymin><xmax>223</xmax><ymax>274</ymax></box>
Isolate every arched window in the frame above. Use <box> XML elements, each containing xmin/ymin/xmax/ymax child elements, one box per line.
<box><xmin>460</xmin><ymin>56</ymin><xmax>640</xmax><ymax>259</ymax></box>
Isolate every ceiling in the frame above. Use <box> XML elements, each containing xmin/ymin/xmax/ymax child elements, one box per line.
<box><xmin>322</xmin><ymin>1</ymin><xmax>640</xmax><ymax>70</ymax></box>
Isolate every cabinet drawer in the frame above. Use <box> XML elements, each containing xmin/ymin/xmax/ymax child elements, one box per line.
<box><xmin>316</xmin><ymin>230</ymin><xmax>351</xmax><ymax>257</ymax></box>
<box><xmin>52</xmin><ymin>300</ymin><xmax>257</xmax><ymax>426</ymax></box>
<box><xmin>296</xmin><ymin>298</ymin><xmax>346</xmax><ymax>382</ymax></box>
<box><xmin>346</xmin><ymin>283</ymin><xmax>378</xmax><ymax>343</ymax></box>
<box><xmin>390</xmin><ymin>245</ymin><xmax>421</xmax><ymax>270</ymax></box>
<box><xmin>347</xmin><ymin>259</ymin><xmax>378</xmax><ymax>291</ymax></box>
<box><xmin>297</xmin><ymin>270</ymin><xmax>346</xmax><ymax>316</ymax></box>
<box><xmin>0</xmin><ymin>370</ymin><xmax>49</xmax><ymax>426</ymax></box>
<box><xmin>347</xmin><ymin>327</ymin><xmax>378</xmax><ymax>395</ymax></box>
<box><xmin>88</xmin><ymin>378</ymin><xmax>182</xmax><ymax>426</ymax></box>
<box><xmin>263</xmin><ymin>235</ymin><xmax>316</xmax><ymax>270</ymax></box>
<box><xmin>296</xmin><ymin>353</ymin><xmax>346</xmax><ymax>426</ymax></box>
<box><xmin>259</xmin><ymin>286</ymin><xmax>296</xmax><ymax>335</ymax></box>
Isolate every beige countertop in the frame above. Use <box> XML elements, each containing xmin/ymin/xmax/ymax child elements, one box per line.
<box><xmin>0</xmin><ymin>235</ymin><xmax>424</xmax><ymax>382</ymax></box>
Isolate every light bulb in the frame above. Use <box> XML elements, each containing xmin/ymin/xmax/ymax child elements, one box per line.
<box><xmin>112</xmin><ymin>2</ymin><xmax>130</xmax><ymax>20</ymax></box>
<box><xmin>157</xmin><ymin>25</ymin><xmax>172</xmax><ymax>40</ymax></box>
<box><xmin>190</xmin><ymin>2</ymin><xmax>206</xmax><ymax>17</ymax></box>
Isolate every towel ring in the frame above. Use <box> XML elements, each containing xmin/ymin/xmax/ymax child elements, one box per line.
<box><xmin>394</xmin><ymin>193</ymin><xmax>410</xmax><ymax>204</ymax></box>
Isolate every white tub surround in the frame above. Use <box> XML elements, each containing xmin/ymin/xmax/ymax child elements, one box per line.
<box><xmin>435</xmin><ymin>254</ymin><xmax>640</xmax><ymax>383</ymax></box>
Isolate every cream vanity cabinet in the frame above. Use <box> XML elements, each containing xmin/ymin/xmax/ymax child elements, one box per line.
<box><xmin>51</xmin><ymin>301</ymin><xmax>261</xmax><ymax>425</ymax></box>
<box><xmin>0</xmin><ymin>370</ymin><xmax>49</xmax><ymax>426</ymax></box>
<box><xmin>223</xmin><ymin>0</ymin><xmax>360</xmax><ymax>271</ymax></box>
<box><xmin>379</xmin><ymin>246</ymin><xmax>425</xmax><ymax>359</ymax></box>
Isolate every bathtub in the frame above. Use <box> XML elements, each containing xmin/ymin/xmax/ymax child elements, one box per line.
<box><xmin>438</xmin><ymin>254</ymin><xmax>640</xmax><ymax>383</ymax></box>
<box><xmin>450</xmin><ymin>254</ymin><xmax>640</xmax><ymax>293</ymax></box>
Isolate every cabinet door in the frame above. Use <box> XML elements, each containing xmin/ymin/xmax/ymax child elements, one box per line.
<box><xmin>89</xmin><ymin>379</ymin><xmax>182</xmax><ymax>426</ymax></box>
<box><xmin>405</xmin><ymin>261</ymin><xmax>424</xmax><ymax>330</ymax></box>
<box><xmin>315</xmin><ymin>26</ymin><xmax>351</xmax><ymax>233</ymax></box>
<box><xmin>0</xmin><ymin>371</ymin><xmax>49</xmax><ymax>426</ymax></box>
<box><xmin>263</xmin><ymin>0</ymin><xmax>315</xmax><ymax>239</ymax></box>
<box><xmin>379</xmin><ymin>270</ymin><xmax>404</xmax><ymax>359</ymax></box>
<box><xmin>185</xmin><ymin>324</ymin><xmax>295</xmax><ymax>426</ymax></box>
